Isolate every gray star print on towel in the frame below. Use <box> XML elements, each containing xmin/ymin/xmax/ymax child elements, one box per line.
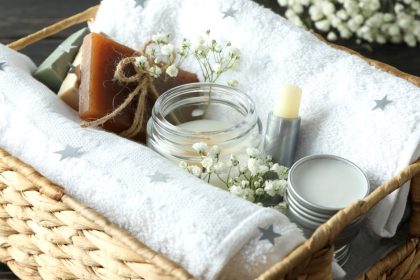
<box><xmin>148</xmin><ymin>171</ymin><xmax>171</xmax><ymax>183</ymax></box>
<box><xmin>55</xmin><ymin>145</ymin><xmax>84</xmax><ymax>161</ymax></box>
<box><xmin>372</xmin><ymin>95</ymin><xmax>393</xmax><ymax>111</ymax></box>
<box><xmin>0</xmin><ymin>62</ymin><xmax>7</xmax><ymax>71</ymax></box>
<box><xmin>222</xmin><ymin>7</ymin><xmax>238</xmax><ymax>19</ymax></box>
<box><xmin>258</xmin><ymin>224</ymin><xmax>282</xmax><ymax>246</ymax></box>
<box><xmin>135</xmin><ymin>0</ymin><xmax>146</xmax><ymax>8</ymax></box>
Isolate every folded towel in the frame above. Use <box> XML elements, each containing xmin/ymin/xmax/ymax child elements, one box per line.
<box><xmin>0</xmin><ymin>44</ymin><xmax>306</xmax><ymax>279</ymax></box>
<box><xmin>91</xmin><ymin>0</ymin><xmax>420</xmax><ymax>238</ymax></box>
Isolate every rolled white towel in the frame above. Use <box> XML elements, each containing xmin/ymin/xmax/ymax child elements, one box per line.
<box><xmin>0</xmin><ymin>43</ymin><xmax>306</xmax><ymax>279</ymax></box>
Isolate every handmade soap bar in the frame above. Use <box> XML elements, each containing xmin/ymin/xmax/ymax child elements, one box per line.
<box><xmin>79</xmin><ymin>33</ymin><xmax>137</xmax><ymax>135</ymax></box>
<box><xmin>79</xmin><ymin>32</ymin><xmax>199</xmax><ymax>142</ymax></box>
<box><xmin>57</xmin><ymin>49</ymin><xmax>83</xmax><ymax>110</ymax></box>
<box><xmin>33</xmin><ymin>28</ymin><xmax>89</xmax><ymax>92</ymax></box>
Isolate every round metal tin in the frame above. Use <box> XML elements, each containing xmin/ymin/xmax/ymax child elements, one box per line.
<box><xmin>288</xmin><ymin>154</ymin><xmax>370</xmax><ymax>213</ymax></box>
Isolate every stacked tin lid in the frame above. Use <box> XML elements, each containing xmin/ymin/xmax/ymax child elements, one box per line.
<box><xmin>286</xmin><ymin>155</ymin><xmax>370</xmax><ymax>265</ymax></box>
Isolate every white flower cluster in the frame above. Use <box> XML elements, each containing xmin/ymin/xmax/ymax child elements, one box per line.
<box><xmin>139</xmin><ymin>31</ymin><xmax>240</xmax><ymax>87</ymax></box>
<box><xmin>278</xmin><ymin>0</ymin><xmax>420</xmax><ymax>46</ymax></box>
<box><xmin>188</xmin><ymin>30</ymin><xmax>240</xmax><ymax>85</ymax></box>
<box><xmin>134</xmin><ymin>32</ymin><xmax>187</xmax><ymax>79</ymax></box>
<box><xmin>180</xmin><ymin>144</ymin><xmax>288</xmax><ymax>210</ymax></box>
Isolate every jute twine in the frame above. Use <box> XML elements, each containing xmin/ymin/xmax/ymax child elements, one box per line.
<box><xmin>80</xmin><ymin>40</ymin><xmax>173</xmax><ymax>138</ymax></box>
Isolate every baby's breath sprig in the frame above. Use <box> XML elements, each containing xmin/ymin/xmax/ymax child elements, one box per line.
<box><xmin>183</xmin><ymin>30</ymin><xmax>240</xmax><ymax>87</ymax></box>
<box><xmin>180</xmin><ymin>143</ymin><xmax>288</xmax><ymax>210</ymax></box>
<box><xmin>134</xmin><ymin>32</ymin><xmax>189</xmax><ymax>80</ymax></box>
<box><xmin>139</xmin><ymin>31</ymin><xmax>240</xmax><ymax>87</ymax></box>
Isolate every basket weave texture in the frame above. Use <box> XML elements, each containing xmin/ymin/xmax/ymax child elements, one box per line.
<box><xmin>2</xmin><ymin>5</ymin><xmax>420</xmax><ymax>280</ymax></box>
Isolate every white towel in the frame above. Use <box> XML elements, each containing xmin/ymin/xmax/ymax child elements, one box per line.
<box><xmin>91</xmin><ymin>0</ymin><xmax>419</xmax><ymax>238</ymax></box>
<box><xmin>0</xmin><ymin>44</ymin><xmax>306</xmax><ymax>279</ymax></box>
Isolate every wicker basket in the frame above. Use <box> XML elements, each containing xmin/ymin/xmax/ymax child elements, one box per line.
<box><xmin>2</xmin><ymin>5</ymin><xmax>420</xmax><ymax>280</ymax></box>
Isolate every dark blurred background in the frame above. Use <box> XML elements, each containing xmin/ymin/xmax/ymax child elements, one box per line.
<box><xmin>0</xmin><ymin>0</ymin><xmax>418</xmax><ymax>278</ymax></box>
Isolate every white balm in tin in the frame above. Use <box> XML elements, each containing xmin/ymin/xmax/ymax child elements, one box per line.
<box><xmin>291</xmin><ymin>156</ymin><xmax>370</xmax><ymax>209</ymax></box>
<box><xmin>287</xmin><ymin>155</ymin><xmax>370</xmax><ymax>265</ymax></box>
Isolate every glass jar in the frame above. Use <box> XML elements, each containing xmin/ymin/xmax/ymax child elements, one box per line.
<box><xmin>147</xmin><ymin>83</ymin><xmax>262</xmax><ymax>164</ymax></box>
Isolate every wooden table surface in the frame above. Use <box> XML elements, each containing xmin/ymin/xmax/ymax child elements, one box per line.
<box><xmin>0</xmin><ymin>0</ymin><xmax>418</xmax><ymax>279</ymax></box>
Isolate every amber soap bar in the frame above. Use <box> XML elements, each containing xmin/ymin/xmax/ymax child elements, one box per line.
<box><xmin>79</xmin><ymin>33</ymin><xmax>137</xmax><ymax>134</ymax></box>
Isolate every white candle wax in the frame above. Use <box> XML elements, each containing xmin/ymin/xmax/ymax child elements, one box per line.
<box><xmin>177</xmin><ymin>119</ymin><xmax>256</xmax><ymax>157</ymax></box>
<box><xmin>177</xmin><ymin>119</ymin><xmax>233</xmax><ymax>132</ymax></box>
<box><xmin>292</xmin><ymin>158</ymin><xmax>368</xmax><ymax>209</ymax></box>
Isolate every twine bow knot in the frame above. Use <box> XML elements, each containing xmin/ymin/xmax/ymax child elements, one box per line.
<box><xmin>81</xmin><ymin>40</ymin><xmax>171</xmax><ymax>138</ymax></box>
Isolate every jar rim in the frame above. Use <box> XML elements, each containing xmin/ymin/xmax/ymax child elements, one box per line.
<box><xmin>151</xmin><ymin>82</ymin><xmax>258</xmax><ymax>139</ymax></box>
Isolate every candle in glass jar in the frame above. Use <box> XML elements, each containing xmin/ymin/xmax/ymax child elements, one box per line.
<box><xmin>147</xmin><ymin>83</ymin><xmax>262</xmax><ymax>164</ymax></box>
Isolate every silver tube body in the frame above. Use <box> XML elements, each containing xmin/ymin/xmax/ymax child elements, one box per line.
<box><xmin>262</xmin><ymin>112</ymin><xmax>301</xmax><ymax>167</ymax></box>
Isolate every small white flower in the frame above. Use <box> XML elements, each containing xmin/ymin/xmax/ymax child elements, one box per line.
<box><xmin>404</xmin><ymin>34</ymin><xmax>417</xmax><ymax>47</ymax></box>
<box><xmin>227</xmin><ymin>46</ymin><xmax>240</xmax><ymax>58</ymax></box>
<box><xmin>190</xmin><ymin>165</ymin><xmax>202</xmax><ymax>177</ymax></box>
<box><xmin>388</xmin><ymin>24</ymin><xmax>400</xmax><ymax>36</ymax></box>
<box><xmin>214</xmin><ymin>162</ymin><xmax>227</xmax><ymax>174</ymax></box>
<box><xmin>179</xmin><ymin>161</ymin><xmax>188</xmax><ymax>169</ymax></box>
<box><xmin>192</xmin><ymin>37</ymin><xmax>205</xmax><ymax>48</ymax></box>
<box><xmin>208</xmin><ymin>145</ymin><xmax>221</xmax><ymax>157</ymax></box>
<box><xmin>229</xmin><ymin>185</ymin><xmax>244</xmax><ymax>196</ymax></box>
<box><xmin>258</xmin><ymin>165</ymin><xmax>269</xmax><ymax>174</ymax></box>
<box><xmin>161</xmin><ymin>44</ymin><xmax>175</xmax><ymax>55</ymax></box>
<box><xmin>239</xmin><ymin>164</ymin><xmax>248</xmax><ymax>173</ymax></box>
<box><xmin>242</xmin><ymin>188</ymin><xmax>255</xmax><ymax>202</ymax></box>
<box><xmin>154</xmin><ymin>56</ymin><xmax>162</xmax><ymax>64</ymax></box>
<box><xmin>246</xmin><ymin>147</ymin><xmax>260</xmax><ymax>158</ymax></box>
<box><xmin>230</xmin><ymin>154</ymin><xmax>239</xmax><ymax>166</ymax></box>
<box><xmin>337</xmin><ymin>9</ymin><xmax>349</xmax><ymax>20</ymax></box>
<box><xmin>177</xmin><ymin>47</ymin><xmax>188</xmax><ymax>57</ymax></box>
<box><xmin>321</xmin><ymin>2</ymin><xmax>335</xmax><ymax>15</ymax></box>
<box><xmin>241</xmin><ymin>180</ymin><xmax>250</xmax><ymax>188</ymax></box>
<box><xmin>271</xmin><ymin>163</ymin><xmax>288</xmax><ymax>179</ymax></box>
<box><xmin>309</xmin><ymin>6</ymin><xmax>323</xmax><ymax>21</ymax></box>
<box><xmin>292</xmin><ymin>4</ymin><xmax>303</xmax><ymax>14</ymax></box>
<box><xmin>166</xmin><ymin>64</ymin><xmax>179</xmax><ymax>77</ymax></box>
<box><xmin>247</xmin><ymin>158</ymin><xmax>260</xmax><ymax>176</ymax></box>
<box><xmin>146</xmin><ymin>47</ymin><xmax>157</xmax><ymax>58</ymax></box>
<box><xmin>264</xmin><ymin>180</ymin><xmax>276</xmax><ymax>197</ymax></box>
<box><xmin>192</xmin><ymin>142</ymin><xmax>208</xmax><ymax>153</ymax></box>
<box><xmin>152</xmin><ymin>32</ymin><xmax>170</xmax><ymax>44</ymax></box>
<box><xmin>383</xmin><ymin>13</ymin><xmax>394</xmax><ymax>22</ymax></box>
<box><xmin>228</xmin><ymin>79</ymin><xmax>239</xmax><ymax>88</ymax></box>
<box><xmin>181</xmin><ymin>38</ymin><xmax>190</xmax><ymax>48</ymax></box>
<box><xmin>315</xmin><ymin>19</ymin><xmax>330</xmax><ymax>32</ymax></box>
<box><xmin>255</xmin><ymin>188</ymin><xmax>265</xmax><ymax>196</ymax></box>
<box><xmin>213</xmin><ymin>43</ymin><xmax>223</xmax><ymax>52</ymax></box>
<box><xmin>395</xmin><ymin>3</ymin><xmax>404</xmax><ymax>13</ymax></box>
<box><xmin>274</xmin><ymin>179</ymin><xmax>287</xmax><ymax>194</ymax></box>
<box><xmin>201</xmin><ymin>157</ymin><xmax>214</xmax><ymax>169</ymax></box>
<box><xmin>135</xmin><ymin>56</ymin><xmax>149</xmax><ymax>69</ymax></box>
<box><xmin>149</xmin><ymin>65</ymin><xmax>162</xmax><ymax>78</ymax></box>
<box><xmin>212</xmin><ymin>63</ymin><xmax>222</xmax><ymax>73</ymax></box>
<box><xmin>327</xmin><ymin>31</ymin><xmax>338</xmax><ymax>41</ymax></box>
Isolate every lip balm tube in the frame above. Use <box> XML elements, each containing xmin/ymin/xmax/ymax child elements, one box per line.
<box><xmin>263</xmin><ymin>84</ymin><xmax>302</xmax><ymax>167</ymax></box>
